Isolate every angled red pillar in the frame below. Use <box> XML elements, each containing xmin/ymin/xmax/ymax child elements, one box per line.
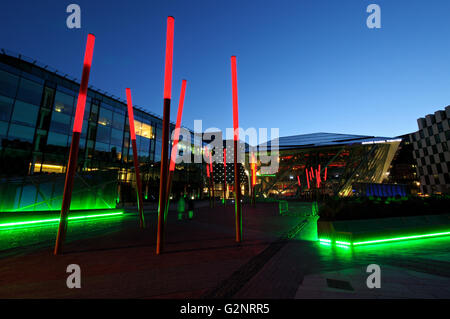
<box><xmin>306</xmin><ymin>169</ymin><xmax>310</xmax><ymax>189</ymax></box>
<box><xmin>251</xmin><ymin>152</ymin><xmax>256</xmax><ymax>205</ymax></box>
<box><xmin>205</xmin><ymin>148</ymin><xmax>212</xmax><ymax>207</ymax></box>
<box><xmin>157</xmin><ymin>16</ymin><xmax>175</xmax><ymax>255</ymax></box>
<box><xmin>317</xmin><ymin>164</ymin><xmax>322</xmax><ymax>188</ymax></box>
<box><xmin>324</xmin><ymin>167</ymin><xmax>328</xmax><ymax>181</ymax></box>
<box><xmin>126</xmin><ymin>88</ymin><xmax>145</xmax><ymax>228</ymax></box>
<box><xmin>166</xmin><ymin>79</ymin><xmax>187</xmax><ymax>220</ymax></box>
<box><xmin>316</xmin><ymin>169</ymin><xmax>321</xmax><ymax>188</ymax></box>
<box><xmin>231</xmin><ymin>56</ymin><xmax>242</xmax><ymax>242</ymax></box>
<box><xmin>297</xmin><ymin>175</ymin><xmax>301</xmax><ymax>187</ymax></box>
<box><xmin>54</xmin><ymin>34</ymin><xmax>95</xmax><ymax>255</ymax></box>
<box><xmin>209</xmin><ymin>151</ymin><xmax>215</xmax><ymax>207</ymax></box>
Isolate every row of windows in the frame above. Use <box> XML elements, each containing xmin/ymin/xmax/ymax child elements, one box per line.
<box><xmin>0</xmin><ymin>60</ymin><xmax>201</xmax><ymax>173</ymax></box>
<box><xmin>0</xmin><ymin>68</ymin><xmax>173</xmax><ymax>161</ymax></box>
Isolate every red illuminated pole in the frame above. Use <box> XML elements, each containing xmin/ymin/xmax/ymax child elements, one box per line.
<box><xmin>205</xmin><ymin>148</ymin><xmax>212</xmax><ymax>207</ymax></box>
<box><xmin>316</xmin><ymin>169</ymin><xmax>321</xmax><ymax>188</ymax></box>
<box><xmin>54</xmin><ymin>34</ymin><xmax>95</xmax><ymax>255</ymax></box>
<box><xmin>317</xmin><ymin>164</ymin><xmax>321</xmax><ymax>188</ymax></box>
<box><xmin>223</xmin><ymin>148</ymin><xmax>227</xmax><ymax>205</ymax></box>
<box><xmin>306</xmin><ymin>169</ymin><xmax>310</xmax><ymax>189</ymax></box>
<box><xmin>157</xmin><ymin>16</ymin><xmax>174</xmax><ymax>255</ymax></box>
<box><xmin>126</xmin><ymin>88</ymin><xmax>145</xmax><ymax>228</ymax></box>
<box><xmin>251</xmin><ymin>152</ymin><xmax>256</xmax><ymax>206</ymax></box>
<box><xmin>206</xmin><ymin>163</ymin><xmax>212</xmax><ymax>204</ymax></box>
<box><xmin>231</xmin><ymin>56</ymin><xmax>242</xmax><ymax>242</ymax></box>
<box><xmin>165</xmin><ymin>79</ymin><xmax>187</xmax><ymax>221</ymax></box>
<box><xmin>209</xmin><ymin>151</ymin><xmax>215</xmax><ymax>207</ymax></box>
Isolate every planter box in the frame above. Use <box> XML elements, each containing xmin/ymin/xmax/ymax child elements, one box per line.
<box><xmin>318</xmin><ymin>213</ymin><xmax>450</xmax><ymax>245</ymax></box>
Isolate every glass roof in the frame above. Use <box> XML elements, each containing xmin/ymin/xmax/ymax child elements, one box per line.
<box><xmin>256</xmin><ymin>132</ymin><xmax>398</xmax><ymax>151</ymax></box>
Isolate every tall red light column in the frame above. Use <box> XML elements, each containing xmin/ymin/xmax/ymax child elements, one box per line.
<box><xmin>223</xmin><ymin>148</ymin><xmax>227</xmax><ymax>205</ymax></box>
<box><xmin>209</xmin><ymin>151</ymin><xmax>215</xmax><ymax>207</ymax></box>
<box><xmin>231</xmin><ymin>56</ymin><xmax>242</xmax><ymax>243</ymax></box>
<box><xmin>206</xmin><ymin>162</ymin><xmax>212</xmax><ymax>203</ymax></box>
<box><xmin>157</xmin><ymin>16</ymin><xmax>175</xmax><ymax>255</ymax></box>
<box><xmin>165</xmin><ymin>79</ymin><xmax>187</xmax><ymax>220</ymax></box>
<box><xmin>250</xmin><ymin>152</ymin><xmax>256</xmax><ymax>206</ymax></box>
<box><xmin>126</xmin><ymin>88</ymin><xmax>145</xmax><ymax>228</ymax></box>
<box><xmin>306</xmin><ymin>169</ymin><xmax>310</xmax><ymax>189</ymax></box>
<box><xmin>54</xmin><ymin>34</ymin><xmax>95</xmax><ymax>255</ymax></box>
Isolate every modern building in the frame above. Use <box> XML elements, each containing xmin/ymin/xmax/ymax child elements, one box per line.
<box><xmin>385</xmin><ymin>133</ymin><xmax>420</xmax><ymax>194</ymax></box>
<box><xmin>248</xmin><ymin>132</ymin><xmax>402</xmax><ymax>198</ymax></box>
<box><xmin>0</xmin><ymin>50</ymin><xmax>203</xmax><ymax>212</ymax></box>
<box><xmin>409</xmin><ymin>106</ymin><xmax>450</xmax><ymax>195</ymax></box>
<box><xmin>201</xmin><ymin>133</ymin><xmax>249</xmax><ymax>199</ymax></box>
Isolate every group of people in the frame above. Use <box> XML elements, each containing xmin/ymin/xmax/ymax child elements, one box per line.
<box><xmin>177</xmin><ymin>195</ymin><xmax>195</xmax><ymax>220</ymax></box>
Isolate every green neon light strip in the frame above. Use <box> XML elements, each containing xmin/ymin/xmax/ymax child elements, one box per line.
<box><xmin>353</xmin><ymin>231</ymin><xmax>450</xmax><ymax>246</ymax></box>
<box><xmin>335</xmin><ymin>241</ymin><xmax>351</xmax><ymax>246</ymax></box>
<box><xmin>0</xmin><ymin>212</ymin><xmax>124</xmax><ymax>228</ymax></box>
<box><xmin>318</xmin><ymin>231</ymin><xmax>450</xmax><ymax>247</ymax></box>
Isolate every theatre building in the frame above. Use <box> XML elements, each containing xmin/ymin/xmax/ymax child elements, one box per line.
<box><xmin>249</xmin><ymin>132</ymin><xmax>402</xmax><ymax>198</ymax></box>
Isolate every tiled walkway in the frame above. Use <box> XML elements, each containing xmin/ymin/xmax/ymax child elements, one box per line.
<box><xmin>0</xmin><ymin>202</ymin><xmax>449</xmax><ymax>298</ymax></box>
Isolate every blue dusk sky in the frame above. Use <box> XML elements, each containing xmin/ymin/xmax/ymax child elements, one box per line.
<box><xmin>1</xmin><ymin>0</ymin><xmax>450</xmax><ymax>140</ymax></box>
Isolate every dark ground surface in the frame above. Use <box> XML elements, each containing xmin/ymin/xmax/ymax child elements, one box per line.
<box><xmin>0</xmin><ymin>202</ymin><xmax>449</xmax><ymax>298</ymax></box>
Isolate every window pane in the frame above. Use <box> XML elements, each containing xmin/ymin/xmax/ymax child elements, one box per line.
<box><xmin>112</xmin><ymin>112</ymin><xmax>124</xmax><ymax>130</ymax></box>
<box><xmin>42</xmin><ymin>87</ymin><xmax>55</xmax><ymax>109</ymax></box>
<box><xmin>140</xmin><ymin>122</ymin><xmax>152</xmax><ymax>139</ymax></box>
<box><xmin>47</xmin><ymin>131</ymin><xmax>68</xmax><ymax>147</ymax></box>
<box><xmin>110</xmin><ymin>145</ymin><xmax>122</xmax><ymax>161</ymax></box>
<box><xmin>8</xmin><ymin>124</ymin><xmax>35</xmax><ymax>142</ymax></box>
<box><xmin>0</xmin><ymin>120</ymin><xmax>8</xmax><ymax>137</ymax></box>
<box><xmin>80</xmin><ymin>120</ymin><xmax>88</xmax><ymax>139</ymax></box>
<box><xmin>110</xmin><ymin>128</ymin><xmax>123</xmax><ymax>147</ymax></box>
<box><xmin>49</xmin><ymin>111</ymin><xmax>72</xmax><ymax>134</ymax></box>
<box><xmin>96</xmin><ymin>124</ymin><xmax>111</xmax><ymax>144</ymax></box>
<box><xmin>10</xmin><ymin>100</ymin><xmax>39</xmax><ymax>126</ymax></box>
<box><xmin>0</xmin><ymin>69</ymin><xmax>19</xmax><ymax>98</ymax></box>
<box><xmin>0</xmin><ymin>95</ymin><xmax>14</xmax><ymax>121</ymax></box>
<box><xmin>16</xmin><ymin>78</ymin><xmax>43</xmax><ymax>105</ymax></box>
<box><xmin>89</xmin><ymin>103</ymin><xmax>99</xmax><ymax>122</ymax></box>
<box><xmin>155</xmin><ymin>140</ymin><xmax>162</xmax><ymax>162</ymax></box>
<box><xmin>95</xmin><ymin>142</ymin><xmax>109</xmax><ymax>152</ymax></box>
<box><xmin>140</xmin><ymin>137</ymin><xmax>150</xmax><ymax>153</ymax></box>
<box><xmin>54</xmin><ymin>91</ymin><xmax>74</xmax><ymax>115</ymax></box>
<box><xmin>98</xmin><ymin>108</ymin><xmax>113</xmax><ymax>126</ymax></box>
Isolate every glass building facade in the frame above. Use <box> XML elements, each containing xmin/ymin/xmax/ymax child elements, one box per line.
<box><xmin>249</xmin><ymin>132</ymin><xmax>401</xmax><ymax>199</ymax></box>
<box><xmin>0</xmin><ymin>51</ymin><xmax>203</xmax><ymax>212</ymax></box>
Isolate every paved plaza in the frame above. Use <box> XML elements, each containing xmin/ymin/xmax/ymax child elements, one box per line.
<box><xmin>0</xmin><ymin>202</ymin><xmax>449</xmax><ymax>298</ymax></box>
